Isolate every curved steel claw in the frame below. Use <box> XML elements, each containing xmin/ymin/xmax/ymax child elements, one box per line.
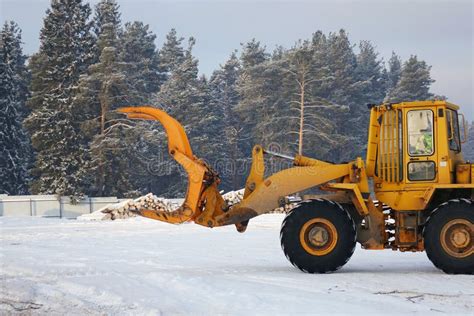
<box><xmin>118</xmin><ymin>106</ymin><xmax>230</xmax><ymax>226</ymax></box>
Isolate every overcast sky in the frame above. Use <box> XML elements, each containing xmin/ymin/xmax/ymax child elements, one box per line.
<box><xmin>1</xmin><ymin>0</ymin><xmax>473</xmax><ymax>119</ymax></box>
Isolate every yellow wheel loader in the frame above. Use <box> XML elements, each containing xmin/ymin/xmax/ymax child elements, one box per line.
<box><xmin>119</xmin><ymin>100</ymin><xmax>473</xmax><ymax>274</ymax></box>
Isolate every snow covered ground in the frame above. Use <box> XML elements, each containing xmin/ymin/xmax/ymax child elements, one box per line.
<box><xmin>1</xmin><ymin>215</ymin><xmax>472</xmax><ymax>315</ymax></box>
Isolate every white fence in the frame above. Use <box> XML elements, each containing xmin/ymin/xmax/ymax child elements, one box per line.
<box><xmin>0</xmin><ymin>195</ymin><xmax>120</xmax><ymax>219</ymax></box>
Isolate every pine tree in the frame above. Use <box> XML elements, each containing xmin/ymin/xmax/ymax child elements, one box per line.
<box><xmin>285</xmin><ymin>41</ymin><xmax>317</xmax><ymax>155</ymax></box>
<box><xmin>74</xmin><ymin>46</ymin><xmax>133</xmax><ymax>196</ymax></box>
<box><xmin>309</xmin><ymin>31</ymin><xmax>332</xmax><ymax>99</ymax></box>
<box><xmin>24</xmin><ymin>0</ymin><xmax>94</xmax><ymax>196</ymax></box>
<box><xmin>210</xmin><ymin>52</ymin><xmax>241</xmax><ymax>128</ymax></box>
<box><xmin>135</xmin><ymin>30</ymin><xmax>192</xmax><ymax>196</ymax></box>
<box><xmin>305</xmin><ymin>31</ymin><xmax>350</xmax><ymax>160</ymax></box>
<box><xmin>116</xmin><ymin>21</ymin><xmax>166</xmax><ymax>194</ymax></box>
<box><xmin>255</xmin><ymin>56</ymin><xmax>289</xmax><ymax>150</ymax></box>
<box><xmin>347</xmin><ymin>40</ymin><xmax>387</xmax><ymax>156</ymax></box>
<box><xmin>93</xmin><ymin>0</ymin><xmax>121</xmax><ymax>57</ymax></box>
<box><xmin>73</xmin><ymin>0</ymin><xmax>139</xmax><ymax>197</ymax></box>
<box><xmin>240</xmin><ymin>38</ymin><xmax>268</xmax><ymax>68</ymax></box>
<box><xmin>0</xmin><ymin>22</ymin><xmax>31</xmax><ymax>195</ymax></box>
<box><xmin>353</xmin><ymin>41</ymin><xmax>386</xmax><ymax>105</ymax></box>
<box><xmin>236</xmin><ymin>39</ymin><xmax>270</xmax><ymax>152</ymax></box>
<box><xmin>120</xmin><ymin>21</ymin><xmax>163</xmax><ymax>103</ymax></box>
<box><xmin>158</xmin><ymin>28</ymin><xmax>185</xmax><ymax>80</ymax></box>
<box><xmin>236</xmin><ymin>41</ymin><xmax>299</xmax><ymax>182</ymax></box>
<box><xmin>282</xmin><ymin>40</ymin><xmax>344</xmax><ymax>158</ymax></box>
<box><xmin>387</xmin><ymin>55</ymin><xmax>434</xmax><ymax>103</ymax></box>
<box><xmin>326</xmin><ymin>30</ymin><xmax>357</xmax><ymax>106</ymax></box>
<box><xmin>192</xmin><ymin>74</ymin><xmax>225</xmax><ymax>162</ymax></box>
<box><xmin>209</xmin><ymin>52</ymin><xmax>242</xmax><ymax>189</ymax></box>
<box><xmin>323</xmin><ymin>30</ymin><xmax>361</xmax><ymax>161</ymax></box>
<box><xmin>384</xmin><ymin>52</ymin><xmax>402</xmax><ymax>100</ymax></box>
<box><xmin>153</xmin><ymin>38</ymin><xmax>218</xmax><ymax>196</ymax></box>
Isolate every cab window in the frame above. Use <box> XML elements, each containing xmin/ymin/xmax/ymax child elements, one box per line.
<box><xmin>408</xmin><ymin>161</ymin><xmax>436</xmax><ymax>181</ymax></box>
<box><xmin>407</xmin><ymin>110</ymin><xmax>434</xmax><ymax>156</ymax></box>
<box><xmin>446</xmin><ymin>109</ymin><xmax>461</xmax><ymax>152</ymax></box>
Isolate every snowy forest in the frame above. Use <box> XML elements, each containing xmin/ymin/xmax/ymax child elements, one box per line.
<box><xmin>1</xmin><ymin>0</ymin><xmax>474</xmax><ymax>198</ymax></box>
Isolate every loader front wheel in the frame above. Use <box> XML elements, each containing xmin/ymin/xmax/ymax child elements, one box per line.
<box><xmin>423</xmin><ymin>199</ymin><xmax>474</xmax><ymax>274</ymax></box>
<box><xmin>280</xmin><ymin>199</ymin><xmax>356</xmax><ymax>273</ymax></box>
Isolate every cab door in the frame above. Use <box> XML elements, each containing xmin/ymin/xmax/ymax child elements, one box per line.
<box><xmin>405</xmin><ymin>108</ymin><xmax>438</xmax><ymax>183</ymax></box>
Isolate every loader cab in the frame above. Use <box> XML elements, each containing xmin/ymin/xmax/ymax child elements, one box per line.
<box><xmin>365</xmin><ymin>101</ymin><xmax>467</xmax><ymax>210</ymax></box>
<box><xmin>403</xmin><ymin>101</ymin><xmax>465</xmax><ymax>184</ymax></box>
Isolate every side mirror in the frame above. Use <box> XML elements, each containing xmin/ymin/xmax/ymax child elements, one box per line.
<box><xmin>458</xmin><ymin>113</ymin><xmax>467</xmax><ymax>143</ymax></box>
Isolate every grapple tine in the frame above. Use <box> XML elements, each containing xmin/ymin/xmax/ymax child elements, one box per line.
<box><xmin>118</xmin><ymin>106</ymin><xmax>194</xmax><ymax>159</ymax></box>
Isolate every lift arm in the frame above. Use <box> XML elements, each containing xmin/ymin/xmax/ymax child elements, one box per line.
<box><xmin>214</xmin><ymin>145</ymin><xmax>351</xmax><ymax>230</ymax></box>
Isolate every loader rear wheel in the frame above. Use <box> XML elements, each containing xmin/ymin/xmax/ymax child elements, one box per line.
<box><xmin>423</xmin><ymin>199</ymin><xmax>474</xmax><ymax>274</ymax></box>
<box><xmin>280</xmin><ymin>199</ymin><xmax>356</xmax><ymax>273</ymax></box>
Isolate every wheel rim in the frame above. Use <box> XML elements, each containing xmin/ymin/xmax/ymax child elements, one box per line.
<box><xmin>440</xmin><ymin>219</ymin><xmax>473</xmax><ymax>258</ymax></box>
<box><xmin>300</xmin><ymin>218</ymin><xmax>338</xmax><ymax>256</ymax></box>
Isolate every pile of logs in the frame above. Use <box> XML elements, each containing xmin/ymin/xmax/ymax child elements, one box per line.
<box><xmin>102</xmin><ymin>193</ymin><xmax>176</xmax><ymax>220</ymax></box>
<box><xmin>78</xmin><ymin>188</ymin><xmax>286</xmax><ymax>222</ymax></box>
<box><xmin>221</xmin><ymin>189</ymin><xmax>244</xmax><ymax>206</ymax></box>
<box><xmin>78</xmin><ymin>193</ymin><xmax>177</xmax><ymax>221</ymax></box>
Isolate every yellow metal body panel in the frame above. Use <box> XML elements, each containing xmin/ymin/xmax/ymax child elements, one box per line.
<box><xmin>243</xmin><ymin>145</ymin><xmax>265</xmax><ymax>199</ymax></box>
<box><xmin>456</xmin><ymin>164</ymin><xmax>472</xmax><ymax>184</ymax></box>
<box><xmin>325</xmin><ymin>183</ymin><xmax>369</xmax><ymax>215</ymax></box>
